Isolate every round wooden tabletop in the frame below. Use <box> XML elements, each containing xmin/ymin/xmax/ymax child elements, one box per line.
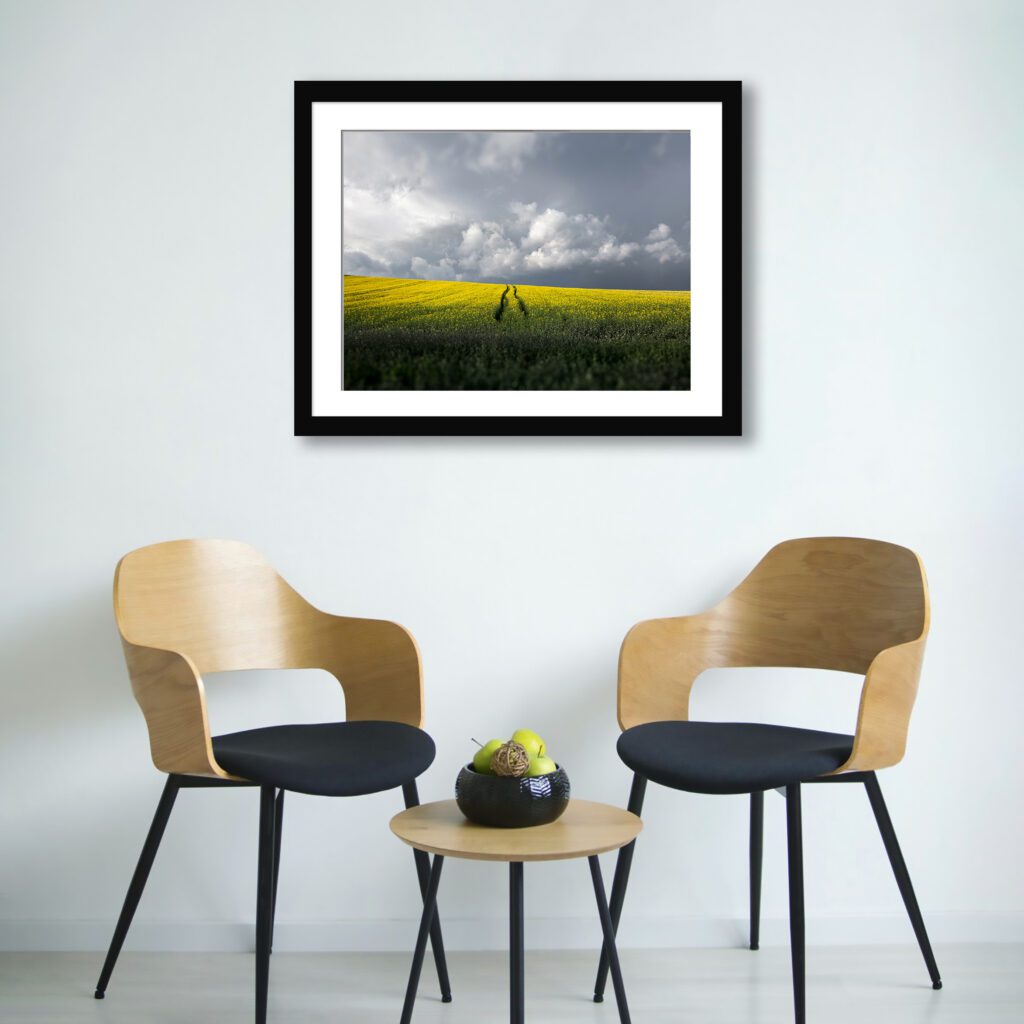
<box><xmin>390</xmin><ymin>799</ymin><xmax>642</xmax><ymax>862</ymax></box>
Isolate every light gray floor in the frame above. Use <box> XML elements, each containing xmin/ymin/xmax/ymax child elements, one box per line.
<box><xmin>0</xmin><ymin>946</ymin><xmax>1021</xmax><ymax>1023</ymax></box>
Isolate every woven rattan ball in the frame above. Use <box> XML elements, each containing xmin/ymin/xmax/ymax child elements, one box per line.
<box><xmin>491</xmin><ymin>740</ymin><xmax>530</xmax><ymax>777</ymax></box>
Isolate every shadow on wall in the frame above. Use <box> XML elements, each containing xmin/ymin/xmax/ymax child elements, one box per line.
<box><xmin>0</xmin><ymin>579</ymin><xmax>630</xmax><ymax>940</ymax></box>
<box><xmin>303</xmin><ymin>90</ymin><xmax>758</xmax><ymax>451</ymax></box>
<box><xmin>0</xmin><ymin>588</ymin><xmax>147</xmax><ymax>892</ymax></box>
<box><xmin>4</xmin><ymin>585</ymin><xmax>130</xmax><ymax>748</ymax></box>
<box><xmin>1</xmin><ymin>586</ymin><xmax>281</xmax><ymax>934</ymax></box>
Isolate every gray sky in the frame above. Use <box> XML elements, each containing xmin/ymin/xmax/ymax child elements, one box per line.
<box><xmin>342</xmin><ymin>131</ymin><xmax>690</xmax><ymax>290</ymax></box>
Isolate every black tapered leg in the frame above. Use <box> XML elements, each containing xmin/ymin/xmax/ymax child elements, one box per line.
<box><xmin>864</xmin><ymin>773</ymin><xmax>942</xmax><ymax>989</ymax></box>
<box><xmin>786</xmin><ymin>783</ymin><xmax>805</xmax><ymax>1024</ymax></box>
<box><xmin>594</xmin><ymin>772</ymin><xmax>647</xmax><ymax>1002</ymax></box>
<box><xmin>255</xmin><ymin>785</ymin><xmax>276</xmax><ymax>1024</ymax></box>
<box><xmin>403</xmin><ymin>781</ymin><xmax>452</xmax><ymax>1002</ymax></box>
<box><xmin>510</xmin><ymin>861</ymin><xmax>524</xmax><ymax>1024</ymax></box>
<box><xmin>94</xmin><ymin>776</ymin><xmax>180</xmax><ymax>999</ymax></box>
<box><xmin>750</xmin><ymin>789</ymin><xmax>764</xmax><ymax>950</ymax></box>
<box><xmin>399</xmin><ymin>855</ymin><xmax>445</xmax><ymax>1024</ymax></box>
<box><xmin>590</xmin><ymin>856</ymin><xmax>632</xmax><ymax>1024</ymax></box>
<box><xmin>269</xmin><ymin>789</ymin><xmax>284</xmax><ymax>955</ymax></box>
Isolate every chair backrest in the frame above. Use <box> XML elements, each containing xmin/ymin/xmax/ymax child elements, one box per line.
<box><xmin>709</xmin><ymin>536</ymin><xmax>927</xmax><ymax>674</ymax></box>
<box><xmin>618</xmin><ymin>538</ymin><xmax>930</xmax><ymax>746</ymax></box>
<box><xmin>115</xmin><ymin>539</ymin><xmax>424</xmax><ymax>776</ymax></box>
<box><xmin>114</xmin><ymin>538</ymin><xmax>318</xmax><ymax>675</ymax></box>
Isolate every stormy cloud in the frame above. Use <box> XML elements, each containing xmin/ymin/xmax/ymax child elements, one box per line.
<box><xmin>342</xmin><ymin>131</ymin><xmax>690</xmax><ymax>290</ymax></box>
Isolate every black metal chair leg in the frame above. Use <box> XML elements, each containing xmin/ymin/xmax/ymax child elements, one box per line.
<box><xmin>510</xmin><ymin>861</ymin><xmax>525</xmax><ymax>1024</ymax></box>
<box><xmin>403</xmin><ymin>781</ymin><xmax>453</xmax><ymax>1002</ymax></box>
<box><xmin>594</xmin><ymin>772</ymin><xmax>647</xmax><ymax>1002</ymax></box>
<box><xmin>269</xmin><ymin>789</ymin><xmax>284</xmax><ymax>955</ymax></box>
<box><xmin>255</xmin><ymin>785</ymin><xmax>276</xmax><ymax>1024</ymax></box>
<box><xmin>399</xmin><ymin>855</ymin><xmax>444</xmax><ymax>1024</ymax></box>
<box><xmin>590</xmin><ymin>856</ymin><xmax>632</xmax><ymax>1024</ymax></box>
<box><xmin>786</xmin><ymin>783</ymin><xmax>806</xmax><ymax>1024</ymax></box>
<box><xmin>864</xmin><ymin>773</ymin><xmax>942</xmax><ymax>989</ymax></box>
<box><xmin>94</xmin><ymin>775</ymin><xmax>180</xmax><ymax>999</ymax></box>
<box><xmin>750</xmin><ymin>789</ymin><xmax>764</xmax><ymax>950</ymax></box>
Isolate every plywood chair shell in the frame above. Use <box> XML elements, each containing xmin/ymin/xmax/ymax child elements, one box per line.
<box><xmin>617</xmin><ymin>537</ymin><xmax>929</xmax><ymax>775</ymax></box>
<box><xmin>114</xmin><ymin>539</ymin><xmax>424</xmax><ymax>778</ymax></box>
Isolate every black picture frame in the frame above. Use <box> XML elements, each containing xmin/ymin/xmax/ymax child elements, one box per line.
<box><xmin>295</xmin><ymin>81</ymin><xmax>741</xmax><ymax>436</ymax></box>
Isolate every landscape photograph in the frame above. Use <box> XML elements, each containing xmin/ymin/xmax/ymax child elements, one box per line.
<box><xmin>342</xmin><ymin>130</ymin><xmax>691</xmax><ymax>391</ymax></box>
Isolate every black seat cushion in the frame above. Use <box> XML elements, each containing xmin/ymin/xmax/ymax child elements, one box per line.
<box><xmin>212</xmin><ymin>721</ymin><xmax>436</xmax><ymax>797</ymax></box>
<box><xmin>617</xmin><ymin>721</ymin><xmax>854</xmax><ymax>795</ymax></box>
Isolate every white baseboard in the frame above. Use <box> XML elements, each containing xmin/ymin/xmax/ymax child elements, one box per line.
<box><xmin>1</xmin><ymin>914</ymin><xmax>1021</xmax><ymax>953</ymax></box>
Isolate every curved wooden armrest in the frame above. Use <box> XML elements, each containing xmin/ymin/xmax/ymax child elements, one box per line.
<box><xmin>617</xmin><ymin>540</ymin><xmax>929</xmax><ymax>766</ymax></box>
<box><xmin>121</xmin><ymin>640</ymin><xmax>237</xmax><ymax>779</ymax></box>
<box><xmin>314</xmin><ymin>613</ymin><xmax>424</xmax><ymax>728</ymax></box>
<box><xmin>833</xmin><ymin>638</ymin><xmax>927</xmax><ymax>774</ymax></box>
<box><xmin>618</xmin><ymin>613</ymin><xmax>715</xmax><ymax>730</ymax></box>
<box><xmin>619</xmin><ymin>615</ymin><xmax>928</xmax><ymax>771</ymax></box>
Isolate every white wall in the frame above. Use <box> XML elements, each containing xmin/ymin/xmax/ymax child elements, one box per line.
<box><xmin>1</xmin><ymin>0</ymin><xmax>1022</xmax><ymax>953</ymax></box>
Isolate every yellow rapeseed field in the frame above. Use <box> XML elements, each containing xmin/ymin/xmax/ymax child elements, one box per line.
<box><xmin>344</xmin><ymin>276</ymin><xmax>500</xmax><ymax>332</ymax></box>
<box><xmin>343</xmin><ymin>275</ymin><xmax>691</xmax><ymax>390</ymax></box>
<box><xmin>516</xmin><ymin>281</ymin><xmax>689</xmax><ymax>327</ymax></box>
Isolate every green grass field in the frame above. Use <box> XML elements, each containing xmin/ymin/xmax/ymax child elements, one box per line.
<box><xmin>343</xmin><ymin>276</ymin><xmax>691</xmax><ymax>390</ymax></box>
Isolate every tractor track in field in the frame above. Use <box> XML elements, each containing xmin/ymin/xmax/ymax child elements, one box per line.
<box><xmin>495</xmin><ymin>284</ymin><xmax>528</xmax><ymax>323</ymax></box>
<box><xmin>493</xmin><ymin>285</ymin><xmax>510</xmax><ymax>321</ymax></box>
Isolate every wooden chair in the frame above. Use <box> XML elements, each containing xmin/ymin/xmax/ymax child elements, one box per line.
<box><xmin>94</xmin><ymin>539</ymin><xmax>452</xmax><ymax>1023</ymax></box>
<box><xmin>593</xmin><ymin>537</ymin><xmax>940</xmax><ymax>1024</ymax></box>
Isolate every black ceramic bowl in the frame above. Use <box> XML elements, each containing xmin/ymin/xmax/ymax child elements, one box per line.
<box><xmin>455</xmin><ymin>764</ymin><xmax>571</xmax><ymax>828</ymax></box>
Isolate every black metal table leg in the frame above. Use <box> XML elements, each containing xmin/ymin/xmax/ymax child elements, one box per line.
<box><xmin>590</xmin><ymin>855</ymin><xmax>631</xmax><ymax>1024</ymax></box>
<box><xmin>94</xmin><ymin>775</ymin><xmax>180</xmax><ymax>999</ymax></box>
<box><xmin>510</xmin><ymin>862</ymin><xmax>525</xmax><ymax>1024</ymax></box>
<box><xmin>400</xmin><ymin>855</ymin><xmax>445</xmax><ymax>1024</ymax></box>
<box><xmin>786</xmin><ymin>783</ymin><xmax>805</xmax><ymax>1024</ymax></box>
<box><xmin>750</xmin><ymin>789</ymin><xmax>764</xmax><ymax>950</ymax></box>
<box><xmin>403</xmin><ymin>781</ymin><xmax>453</xmax><ymax>1002</ymax></box>
<box><xmin>864</xmin><ymin>773</ymin><xmax>942</xmax><ymax>989</ymax></box>
<box><xmin>594</xmin><ymin>773</ymin><xmax>647</xmax><ymax>1002</ymax></box>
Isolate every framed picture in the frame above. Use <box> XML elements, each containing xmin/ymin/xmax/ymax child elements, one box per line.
<box><xmin>295</xmin><ymin>81</ymin><xmax>741</xmax><ymax>436</ymax></box>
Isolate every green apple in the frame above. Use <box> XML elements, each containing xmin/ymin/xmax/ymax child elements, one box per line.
<box><xmin>511</xmin><ymin>728</ymin><xmax>546</xmax><ymax>759</ymax></box>
<box><xmin>473</xmin><ymin>739</ymin><xmax>503</xmax><ymax>774</ymax></box>
<box><xmin>526</xmin><ymin>755</ymin><xmax>557</xmax><ymax>777</ymax></box>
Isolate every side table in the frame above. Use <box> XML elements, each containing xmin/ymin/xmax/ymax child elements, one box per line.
<box><xmin>390</xmin><ymin>798</ymin><xmax>642</xmax><ymax>1024</ymax></box>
